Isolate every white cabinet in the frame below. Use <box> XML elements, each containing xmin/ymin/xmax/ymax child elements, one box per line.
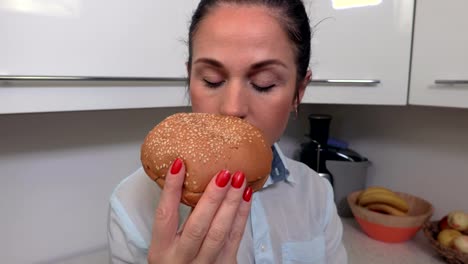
<box><xmin>302</xmin><ymin>0</ymin><xmax>414</xmax><ymax>105</ymax></box>
<box><xmin>0</xmin><ymin>0</ymin><xmax>197</xmax><ymax>77</ymax></box>
<box><xmin>1</xmin><ymin>1</ymin><xmax>424</xmax><ymax>113</ymax></box>
<box><xmin>409</xmin><ymin>0</ymin><xmax>468</xmax><ymax>109</ymax></box>
<box><xmin>0</xmin><ymin>0</ymin><xmax>197</xmax><ymax>114</ymax></box>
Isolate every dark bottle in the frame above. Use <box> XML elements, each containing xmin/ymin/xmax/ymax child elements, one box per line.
<box><xmin>299</xmin><ymin>114</ymin><xmax>334</xmax><ymax>186</ymax></box>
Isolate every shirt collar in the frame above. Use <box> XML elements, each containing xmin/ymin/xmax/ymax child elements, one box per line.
<box><xmin>262</xmin><ymin>143</ymin><xmax>295</xmax><ymax>188</ymax></box>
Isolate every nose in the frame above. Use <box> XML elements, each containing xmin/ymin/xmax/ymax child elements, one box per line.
<box><xmin>219</xmin><ymin>80</ymin><xmax>248</xmax><ymax>119</ymax></box>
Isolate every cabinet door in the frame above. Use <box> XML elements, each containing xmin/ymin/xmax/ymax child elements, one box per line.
<box><xmin>0</xmin><ymin>0</ymin><xmax>197</xmax><ymax>77</ymax></box>
<box><xmin>0</xmin><ymin>1</ymin><xmax>197</xmax><ymax>114</ymax></box>
<box><xmin>302</xmin><ymin>0</ymin><xmax>414</xmax><ymax>105</ymax></box>
<box><xmin>409</xmin><ymin>0</ymin><xmax>468</xmax><ymax>108</ymax></box>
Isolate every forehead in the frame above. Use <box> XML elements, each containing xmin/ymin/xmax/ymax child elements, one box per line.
<box><xmin>192</xmin><ymin>4</ymin><xmax>295</xmax><ymax>65</ymax></box>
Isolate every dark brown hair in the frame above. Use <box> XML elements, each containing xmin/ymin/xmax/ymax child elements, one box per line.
<box><xmin>187</xmin><ymin>0</ymin><xmax>311</xmax><ymax>102</ymax></box>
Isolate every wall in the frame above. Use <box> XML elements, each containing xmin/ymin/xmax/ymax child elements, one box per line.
<box><xmin>0</xmin><ymin>107</ymin><xmax>188</xmax><ymax>263</ymax></box>
<box><xmin>294</xmin><ymin>104</ymin><xmax>468</xmax><ymax>220</ymax></box>
<box><xmin>1</xmin><ymin>104</ymin><xmax>467</xmax><ymax>263</ymax></box>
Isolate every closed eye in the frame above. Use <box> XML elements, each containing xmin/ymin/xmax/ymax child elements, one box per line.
<box><xmin>252</xmin><ymin>83</ymin><xmax>276</xmax><ymax>92</ymax></box>
<box><xmin>203</xmin><ymin>79</ymin><xmax>225</xmax><ymax>88</ymax></box>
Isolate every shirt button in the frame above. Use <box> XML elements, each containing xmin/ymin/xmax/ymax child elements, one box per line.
<box><xmin>261</xmin><ymin>244</ymin><xmax>266</xmax><ymax>252</ymax></box>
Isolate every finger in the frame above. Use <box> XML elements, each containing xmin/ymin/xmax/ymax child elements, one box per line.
<box><xmin>176</xmin><ymin>170</ymin><xmax>232</xmax><ymax>260</ymax></box>
<box><xmin>220</xmin><ymin>185</ymin><xmax>253</xmax><ymax>260</ymax></box>
<box><xmin>196</xmin><ymin>171</ymin><xmax>246</xmax><ymax>263</ymax></box>
<box><xmin>176</xmin><ymin>207</ymin><xmax>194</xmax><ymax>235</ymax></box>
<box><xmin>151</xmin><ymin>158</ymin><xmax>185</xmax><ymax>250</ymax></box>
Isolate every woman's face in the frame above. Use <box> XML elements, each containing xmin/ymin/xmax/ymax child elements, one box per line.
<box><xmin>189</xmin><ymin>4</ymin><xmax>310</xmax><ymax>145</ymax></box>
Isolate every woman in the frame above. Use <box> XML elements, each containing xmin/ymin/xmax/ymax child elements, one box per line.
<box><xmin>108</xmin><ymin>0</ymin><xmax>347</xmax><ymax>263</ymax></box>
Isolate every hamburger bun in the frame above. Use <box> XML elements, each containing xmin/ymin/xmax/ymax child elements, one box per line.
<box><xmin>141</xmin><ymin>113</ymin><xmax>273</xmax><ymax>207</ymax></box>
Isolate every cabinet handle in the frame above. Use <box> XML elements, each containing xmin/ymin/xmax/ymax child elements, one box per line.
<box><xmin>435</xmin><ymin>80</ymin><xmax>468</xmax><ymax>85</ymax></box>
<box><xmin>0</xmin><ymin>75</ymin><xmax>187</xmax><ymax>82</ymax></box>
<box><xmin>0</xmin><ymin>76</ymin><xmax>381</xmax><ymax>86</ymax></box>
<box><xmin>0</xmin><ymin>75</ymin><xmax>380</xmax><ymax>85</ymax></box>
<box><xmin>309</xmin><ymin>79</ymin><xmax>380</xmax><ymax>85</ymax></box>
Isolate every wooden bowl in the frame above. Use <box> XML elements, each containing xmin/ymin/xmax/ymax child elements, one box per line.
<box><xmin>347</xmin><ymin>190</ymin><xmax>433</xmax><ymax>243</ymax></box>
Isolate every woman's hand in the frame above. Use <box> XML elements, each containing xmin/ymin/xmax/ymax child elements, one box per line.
<box><xmin>148</xmin><ymin>158</ymin><xmax>253</xmax><ymax>264</ymax></box>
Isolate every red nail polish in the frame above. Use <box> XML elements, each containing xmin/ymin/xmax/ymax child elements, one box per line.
<box><xmin>243</xmin><ymin>187</ymin><xmax>253</xmax><ymax>202</ymax></box>
<box><xmin>215</xmin><ymin>170</ymin><xmax>231</xmax><ymax>188</ymax></box>
<box><xmin>170</xmin><ymin>158</ymin><xmax>183</xmax><ymax>174</ymax></box>
<box><xmin>231</xmin><ymin>171</ymin><xmax>245</xmax><ymax>189</ymax></box>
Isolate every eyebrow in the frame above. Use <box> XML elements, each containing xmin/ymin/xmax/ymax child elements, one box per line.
<box><xmin>251</xmin><ymin>59</ymin><xmax>288</xmax><ymax>70</ymax></box>
<box><xmin>193</xmin><ymin>58</ymin><xmax>288</xmax><ymax>70</ymax></box>
<box><xmin>193</xmin><ymin>58</ymin><xmax>224</xmax><ymax>68</ymax></box>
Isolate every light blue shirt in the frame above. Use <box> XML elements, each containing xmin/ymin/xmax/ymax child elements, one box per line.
<box><xmin>107</xmin><ymin>144</ymin><xmax>347</xmax><ymax>263</ymax></box>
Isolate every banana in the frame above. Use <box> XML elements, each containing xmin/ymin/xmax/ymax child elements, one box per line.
<box><xmin>366</xmin><ymin>203</ymin><xmax>408</xmax><ymax>216</ymax></box>
<box><xmin>358</xmin><ymin>192</ymin><xmax>409</xmax><ymax>213</ymax></box>
<box><xmin>364</xmin><ymin>186</ymin><xmax>394</xmax><ymax>193</ymax></box>
<box><xmin>356</xmin><ymin>186</ymin><xmax>395</xmax><ymax>204</ymax></box>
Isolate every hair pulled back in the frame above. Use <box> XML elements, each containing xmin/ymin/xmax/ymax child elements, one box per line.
<box><xmin>188</xmin><ymin>0</ymin><xmax>311</xmax><ymax>84</ymax></box>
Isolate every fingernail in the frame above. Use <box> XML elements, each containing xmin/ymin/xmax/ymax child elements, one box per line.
<box><xmin>170</xmin><ymin>158</ymin><xmax>183</xmax><ymax>174</ymax></box>
<box><xmin>215</xmin><ymin>170</ymin><xmax>231</xmax><ymax>188</ymax></box>
<box><xmin>231</xmin><ymin>171</ymin><xmax>245</xmax><ymax>189</ymax></box>
<box><xmin>243</xmin><ymin>186</ymin><xmax>253</xmax><ymax>202</ymax></box>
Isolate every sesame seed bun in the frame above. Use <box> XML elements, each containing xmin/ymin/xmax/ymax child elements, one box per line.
<box><xmin>140</xmin><ymin>113</ymin><xmax>273</xmax><ymax>207</ymax></box>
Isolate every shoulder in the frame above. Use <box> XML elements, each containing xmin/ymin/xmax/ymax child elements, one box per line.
<box><xmin>284</xmin><ymin>157</ymin><xmax>335</xmax><ymax>225</ymax></box>
<box><xmin>109</xmin><ymin>167</ymin><xmax>160</xmax><ymax>247</ymax></box>
<box><xmin>111</xmin><ymin>167</ymin><xmax>160</xmax><ymax>205</ymax></box>
<box><xmin>109</xmin><ymin>167</ymin><xmax>192</xmax><ymax>247</ymax></box>
<box><xmin>285</xmin><ymin>157</ymin><xmax>333</xmax><ymax>196</ymax></box>
<box><xmin>110</xmin><ymin>167</ymin><xmax>162</xmax><ymax>227</ymax></box>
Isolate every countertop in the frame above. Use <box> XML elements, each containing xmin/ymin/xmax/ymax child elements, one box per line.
<box><xmin>341</xmin><ymin>217</ymin><xmax>447</xmax><ymax>264</ymax></box>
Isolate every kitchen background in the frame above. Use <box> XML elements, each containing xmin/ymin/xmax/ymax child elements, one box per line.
<box><xmin>1</xmin><ymin>0</ymin><xmax>467</xmax><ymax>263</ymax></box>
<box><xmin>1</xmin><ymin>105</ymin><xmax>468</xmax><ymax>263</ymax></box>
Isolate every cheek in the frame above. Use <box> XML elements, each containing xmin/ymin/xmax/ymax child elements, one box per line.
<box><xmin>256</xmin><ymin>93</ymin><xmax>294</xmax><ymax>145</ymax></box>
<box><xmin>189</xmin><ymin>89</ymin><xmax>202</xmax><ymax>112</ymax></box>
<box><xmin>189</xmin><ymin>85</ymin><xmax>215</xmax><ymax>113</ymax></box>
